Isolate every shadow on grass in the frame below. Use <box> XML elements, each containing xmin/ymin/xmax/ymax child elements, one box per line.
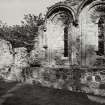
<box><xmin>2</xmin><ymin>83</ymin><xmax>104</xmax><ymax>105</ymax></box>
<box><xmin>0</xmin><ymin>79</ymin><xmax>18</xmax><ymax>96</ymax></box>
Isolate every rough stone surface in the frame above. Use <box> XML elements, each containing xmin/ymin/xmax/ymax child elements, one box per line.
<box><xmin>8</xmin><ymin>47</ymin><xmax>29</xmax><ymax>81</ymax></box>
<box><xmin>29</xmin><ymin>48</ymin><xmax>42</xmax><ymax>66</ymax></box>
<box><xmin>14</xmin><ymin>47</ymin><xmax>29</xmax><ymax>68</ymax></box>
<box><xmin>0</xmin><ymin>39</ymin><xmax>13</xmax><ymax>69</ymax></box>
<box><xmin>0</xmin><ymin>39</ymin><xmax>13</xmax><ymax>79</ymax></box>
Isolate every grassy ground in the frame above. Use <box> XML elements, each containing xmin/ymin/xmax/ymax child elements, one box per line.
<box><xmin>2</xmin><ymin>83</ymin><xmax>103</xmax><ymax>105</ymax></box>
<box><xmin>0</xmin><ymin>79</ymin><xmax>17</xmax><ymax>96</ymax></box>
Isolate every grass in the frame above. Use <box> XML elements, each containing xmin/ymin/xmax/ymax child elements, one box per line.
<box><xmin>0</xmin><ymin>79</ymin><xmax>18</xmax><ymax>96</ymax></box>
<box><xmin>2</xmin><ymin>83</ymin><xmax>104</xmax><ymax>105</ymax></box>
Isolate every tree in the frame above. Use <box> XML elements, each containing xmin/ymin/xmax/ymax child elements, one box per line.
<box><xmin>0</xmin><ymin>13</ymin><xmax>45</xmax><ymax>52</ymax></box>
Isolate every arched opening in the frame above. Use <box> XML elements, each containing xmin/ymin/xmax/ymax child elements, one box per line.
<box><xmin>44</xmin><ymin>5</ymin><xmax>75</xmax><ymax>66</ymax></box>
<box><xmin>78</xmin><ymin>1</ymin><xmax>105</xmax><ymax>66</ymax></box>
<box><xmin>97</xmin><ymin>16</ymin><xmax>105</xmax><ymax>56</ymax></box>
<box><xmin>77</xmin><ymin>0</ymin><xmax>95</xmax><ymax>17</ymax></box>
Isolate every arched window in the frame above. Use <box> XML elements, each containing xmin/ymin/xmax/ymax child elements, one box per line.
<box><xmin>64</xmin><ymin>26</ymin><xmax>68</xmax><ymax>57</ymax></box>
<box><xmin>97</xmin><ymin>16</ymin><xmax>105</xmax><ymax>55</ymax></box>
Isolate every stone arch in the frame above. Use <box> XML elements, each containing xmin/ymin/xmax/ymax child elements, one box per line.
<box><xmin>42</xmin><ymin>3</ymin><xmax>77</xmax><ymax>66</ymax></box>
<box><xmin>77</xmin><ymin>0</ymin><xmax>105</xmax><ymax>66</ymax></box>
<box><xmin>45</xmin><ymin>3</ymin><xmax>76</xmax><ymax>23</ymax></box>
<box><xmin>77</xmin><ymin>0</ymin><xmax>95</xmax><ymax>18</ymax></box>
<box><xmin>77</xmin><ymin>0</ymin><xmax>105</xmax><ymax>19</ymax></box>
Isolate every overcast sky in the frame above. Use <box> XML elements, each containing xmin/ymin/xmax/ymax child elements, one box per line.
<box><xmin>0</xmin><ymin>0</ymin><xmax>64</xmax><ymax>26</ymax></box>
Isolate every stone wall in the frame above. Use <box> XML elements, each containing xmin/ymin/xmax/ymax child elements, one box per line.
<box><xmin>0</xmin><ymin>39</ymin><xmax>13</xmax><ymax>79</ymax></box>
<box><xmin>8</xmin><ymin>47</ymin><xmax>30</xmax><ymax>81</ymax></box>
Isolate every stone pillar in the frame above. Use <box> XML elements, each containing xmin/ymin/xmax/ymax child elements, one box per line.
<box><xmin>68</xmin><ymin>24</ymin><xmax>78</xmax><ymax>65</ymax></box>
<box><xmin>38</xmin><ymin>24</ymin><xmax>49</xmax><ymax>66</ymax></box>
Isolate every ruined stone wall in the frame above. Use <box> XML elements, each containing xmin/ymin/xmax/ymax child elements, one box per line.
<box><xmin>0</xmin><ymin>39</ymin><xmax>13</xmax><ymax>69</ymax></box>
<box><xmin>8</xmin><ymin>47</ymin><xmax>30</xmax><ymax>81</ymax></box>
<box><xmin>0</xmin><ymin>39</ymin><xmax>13</xmax><ymax>78</ymax></box>
<box><xmin>42</xmin><ymin>0</ymin><xmax>105</xmax><ymax>67</ymax></box>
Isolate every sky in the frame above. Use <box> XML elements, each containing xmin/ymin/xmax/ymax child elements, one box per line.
<box><xmin>0</xmin><ymin>0</ymin><xmax>64</xmax><ymax>26</ymax></box>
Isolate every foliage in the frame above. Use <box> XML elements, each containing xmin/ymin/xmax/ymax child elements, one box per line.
<box><xmin>0</xmin><ymin>14</ymin><xmax>45</xmax><ymax>80</ymax></box>
<box><xmin>0</xmin><ymin>13</ymin><xmax>44</xmax><ymax>51</ymax></box>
